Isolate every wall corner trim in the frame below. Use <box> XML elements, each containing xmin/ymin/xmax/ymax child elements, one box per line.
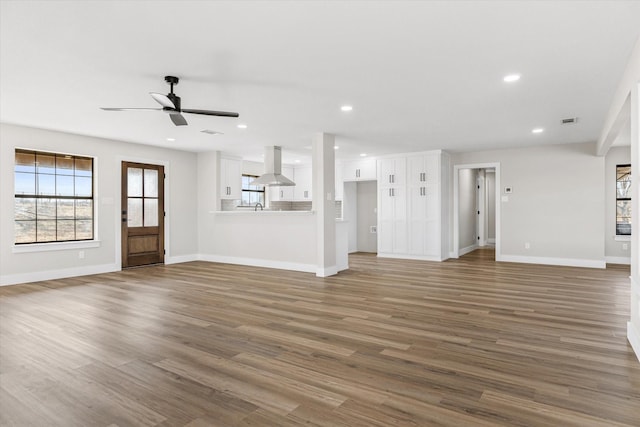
<box><xmin>627</xmin><ymin>321</ymin><xmax>640</xmax><ymax>364</ymax></box>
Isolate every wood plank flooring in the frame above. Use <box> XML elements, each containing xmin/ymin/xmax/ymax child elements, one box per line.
<box><xmin>1</xmin><ymin>249</ymin><xmax>639</xmax><ymax>426</ymax></box>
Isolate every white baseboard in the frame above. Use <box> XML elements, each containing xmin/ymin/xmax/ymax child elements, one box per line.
<box><xmin>198</xmin><ymin>254</ymin><xmax>316</xmax><ymax>274</ymax></box>
<box><xmin>499</xmin><ymin>254</ymin><xmax>605</xmax><ymax>269</ymax></box>
<box><xmin>377</xmin><ymin>253</ymin><xmax>444</xmax><ymax>262</ymax></box>
<box><xmin>459</xmin><ymin>244</ymin><xmax>478</xmax><ymax>257</ymax></box>
<box><xmin>0</xmin><ymin>263</ymin><xmax>119</xmax><ymax>287</ymax></box>
<box><xmin>487</xmin><ymin>238</ymin><xmax>496</xmax><ymax>244</ymax></box>
<box><xmin>165</xmin><ymin>254</ymin><xmax>199</xmax><ymax>265</ymax></box>
<box><xmin>628</xmin><ymin>321</ymin><xmax>640</xmax><ymax>364</ymax></box>
<box><xmin>316</xmin><ymin>266</ymin><xmax>338</xmax><ymax>277</ymax></box>
<box><xmin>605</xmin><ymin>256</ymin><xmax>631</xmax><ymax>265</ymax></box>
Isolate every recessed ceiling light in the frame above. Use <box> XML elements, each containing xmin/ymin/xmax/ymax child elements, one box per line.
<box><xmin>531</xmin><ymin>128</ymin><xmax>544</xmax><ymax>134</ymax></box>
<box><xmin>166</xmin><ymin>138</ymin><xmax>175</xmax><ymax>142</ymax></box>
<box><xmin>237</xmin><ymin>124</ymin><xmax>248</xmax><ymax>129</ymax></box>
<box><xmin>295</xmin><ymin>159</ymin><xmax>301</xmax><ymax>163</ymax></box>
<box><xmin>360</xmin><ymin>153</ymin><xmax>367</xmax><ymax>157</ymax></box>
<box><xmin>503</xmin><ymin>74</ymin><xmax>521</xmax><ymax>83</ymax></box>
<box><xmin>341</xmin><ymin>105</ymin><xmax>353</xmax><ymax>112</ymax></box>
<box><xmin>334</xmin><ymin>146</ymin><xmax>339</xmax><ymax>150</ymax></box>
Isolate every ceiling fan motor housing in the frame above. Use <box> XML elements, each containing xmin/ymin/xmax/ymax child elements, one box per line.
<box><xmin>166</xmin><ymin>93</ymin><xmax>181</xmax><ymax>111</ymax></box>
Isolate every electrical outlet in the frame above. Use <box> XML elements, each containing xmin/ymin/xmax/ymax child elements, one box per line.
<box><xmin>79</xmin><ymin>250</ymin><xmax>85</xmax><ymax>259</ymax></box>
<box><xmin>370</xmin><ymin>226</ymin><xmax>377</xmax><ymax>233</ymax></box>
<box><xmin>524</xmin><ymin>242</ymin><xmax>530</xmax><ymax>249</ymax></box>
<box><xmin>623</xmin><ymin>243</ymin><xmax>629</xmax><ymax>251</ymax></box>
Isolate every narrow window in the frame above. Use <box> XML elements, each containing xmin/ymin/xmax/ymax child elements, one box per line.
<box><xmin>240</xmin><ymin>175</ymin><xmax>265</xmax><ymax>206</ymax></box>
<box><xmin>616</xmin><ymin>164</ymin><xmax>631</xmax><ymax>236</ymax></box>
<box><xmin>14</xmin><ymin>149</ymin><xmax>94</xmax><ymax>244</ymax></box>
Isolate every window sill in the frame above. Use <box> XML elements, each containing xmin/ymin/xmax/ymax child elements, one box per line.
<box><xmin>614</xmin><ymin>235</ymin><xmax>631</xmax><ymax>242</ymax></box>
<box><xmin>12</xmin><ymin>240</ymin><xmax>101</xmax><ymax>254</ymax></box>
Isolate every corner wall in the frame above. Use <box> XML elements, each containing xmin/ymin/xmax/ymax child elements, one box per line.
<box><xmin>452</xmin><ymin>142</ymin><xmax>605</xmax><ymax>268</ymax></box>
<box><xmin>0</xmin><ymin>124</ymin><xmax>199</xmax><ymax>285</ymax></box>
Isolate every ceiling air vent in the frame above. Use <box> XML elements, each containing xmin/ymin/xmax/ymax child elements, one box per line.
<box><xmin>201</xmin><ymin>129</ymin><xmax>224</xmax><ymax>135</ymax></box>
<box><xmin>561</xmin><ymin>117</ymin><xmax>578</xmax><ymax>125</ymax></box>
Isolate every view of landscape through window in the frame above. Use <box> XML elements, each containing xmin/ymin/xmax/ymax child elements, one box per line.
<box><xmin>241</xmin><ymin>175</ymin><xmax>265</xmax><ymax>206</ymax></box>
<box><xmin>14</xmin><ymin>149</ymin><xmax>93</xmax><ymax>243</ymax></box>
<box><xmin>616</xmin><ymin>164</ymin><xmax>631</xmax><ymax>236</ymax></box>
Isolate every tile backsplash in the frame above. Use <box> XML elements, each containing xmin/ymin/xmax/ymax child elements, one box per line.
<box><xmin>223</xmin><ymin>199</ymin><xmax>342</xmax><ymax>218</ymax></box>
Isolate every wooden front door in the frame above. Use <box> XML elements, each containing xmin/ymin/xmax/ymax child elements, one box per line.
<box><xmin>121</xmin><ymin>161</ymin><xmax>165</xmax><ymax>268</ymax></box>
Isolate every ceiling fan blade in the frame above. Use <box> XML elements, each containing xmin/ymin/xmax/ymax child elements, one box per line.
<box><xmin>182</xmin><ymin>108</ymin><xmax>239</xmax><ymax>118</ymax></box>
<box><xmin>169</xmin><ymin>112</ymin><xmax>188</xmax><ymax>126</ymax></box>
<box><xmin>150</xmin><ymin>92</ymin><xmax>176</xmax><ymax>109</ymax></box>
<box><xmin>101</xmin><ymin>107</ymin><xmax>162</xmax><ymax>111</ymax></box>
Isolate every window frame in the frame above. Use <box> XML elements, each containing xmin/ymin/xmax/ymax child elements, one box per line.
<box><xmin>240</xmin><ymin>174</ymin><xmax>266</xmax><ymax>207</ymax></box>
<box><xmin>14</xmin><ymin>148</ymin><xmax>96</xmax><ymax>246</ymax></box>
<box><xmin>615</xmin><ymin>163</ymin><xmax>631</xmax><ymax>236</ymax></box>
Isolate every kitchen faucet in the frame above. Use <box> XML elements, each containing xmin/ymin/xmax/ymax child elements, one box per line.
<box><xmin>254</xmin><ymin>202</ymin><xmax>263</xmax><ymax>211</ymax></box>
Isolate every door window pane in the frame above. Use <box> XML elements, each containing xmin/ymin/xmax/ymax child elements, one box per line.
<box><xmin>144</xmin><ymin>169</ymin><xmax>158</xmax><ymax>197</ymax></box>
<box><xmin>144</xmin><ymin>199</ymin><xmax>158</xmax><ymax>226</ymax></box>
<box><xmin>128</xmin><ymin>198</ymin><xmax>143</xmax><ymax>227</ymax></box>
<box><xmin>128</xmin><ymin>168</ymin><xmax>143</xmax><ymax>197</ymax></box>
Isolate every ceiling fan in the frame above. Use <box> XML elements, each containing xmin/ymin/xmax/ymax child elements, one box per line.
<box><xmin>100</xmin><ymin>75</ymin><xmax>239</xmax><ymax>126</ymax></box>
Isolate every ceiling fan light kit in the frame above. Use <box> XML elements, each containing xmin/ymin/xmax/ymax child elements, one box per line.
<box><xmin>100</xmin><ymin>75</ymin><xmax>239</xmax><ymax>126</ymax></box>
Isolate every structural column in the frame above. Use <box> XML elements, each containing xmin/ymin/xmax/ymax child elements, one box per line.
<box><xmin>312</xmin><ymin>133</ymin><xmax>337</xmax><ymax>277</ymax></box>
<box><xmin>629</xmin><ymin>82</ymin><xmax>640</xmax><ymax>362</ymax></box>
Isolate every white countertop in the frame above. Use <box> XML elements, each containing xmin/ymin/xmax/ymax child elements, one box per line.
<box><xmin>211</xmin><ymin>210</ymin><xmax>315</xmax><ymax>216</ymax></box>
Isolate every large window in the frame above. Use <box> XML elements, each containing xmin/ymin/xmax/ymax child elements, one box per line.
<box><xmin>241</xmin><ymin>174</ymin><xmax>265</xmax><ymax>206</ymax></box>
<box><xmin>14</xmin><ymin>149</ymin><xmax>94</xmax><ymax>244</ymax></box>
<box><xmin>616</xmin><ymin>164</ymin><xmax>631</xmax><ymax>236</ymax></box>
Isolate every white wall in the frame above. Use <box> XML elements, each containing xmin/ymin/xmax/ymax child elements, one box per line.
<box><xmin>605</xmin><ymin>145</ymin><xmax>631</xmax><ymax>263</ymax></box>
<box><xmin>458</xmin><ymin>168</ymin><xmax>477</xmax><ymax>252</ymax></box>
<box><xmin>486</xmin><ymin>170</ymin><xmax>496</xmax><ymax>241</ymax></box>
<box><xmin>453</xmin><ymin>142</ymin><xmax>605</xmax><ymax>268</ymax></box>
<box><xmin>356</xmin><ymin>181</ymin><xmax>377</xmax><ymax>253</ymax></box>
<box><xmin>343</xmin><ymin>181</ymin><xmax>358</xmax><ymax>253</ymax></box>
<box><xmin>0</xmin><ymin>124</ymin><xmax>199</xmax><ymax>285</ymax></box>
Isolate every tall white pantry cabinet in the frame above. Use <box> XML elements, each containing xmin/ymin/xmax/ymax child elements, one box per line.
<box><xmin>377</xmin><ymin>150</ymin><xmax>450</xmax><ymax>261</ymax></box>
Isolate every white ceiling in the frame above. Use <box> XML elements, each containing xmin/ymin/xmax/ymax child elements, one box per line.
<box><xmin>1</xmin><ymin>1</ymin><xmax>639</xmax><ymax>164</ymax></box>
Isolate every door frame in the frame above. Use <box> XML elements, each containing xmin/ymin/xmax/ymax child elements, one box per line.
<box><xmin>115</xmin><ymin>156</ymin><xmax>170</xmax><ymax>270</ymax></box>
<box><xmin>453</xmin><ymin>162</ymin><xmax>501</xmax><ymax>260</ymax></box>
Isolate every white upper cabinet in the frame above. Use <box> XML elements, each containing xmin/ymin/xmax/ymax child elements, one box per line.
<box><xmin>343</xmin><ymin>158</ymin><xmax>376</xmax><ymax>181</ymax></box>
<box><xmin>408</xmin><ymin>154</ymin><xmax>440</xmax><ymax>186</ymax></box>
<box><xmin>293</xmin><ymin>165</ymin><xmax>312</xmax><ymax>201</ymax></box>
<box><xmin>378</xmin><ymin>157</ymin><xmax>406</xmax><ymax>187</ymax></box>
<box><xmin>220</xmin><ymin>157</ymin><xmax>242</xmax><ymax>200</ymax></box>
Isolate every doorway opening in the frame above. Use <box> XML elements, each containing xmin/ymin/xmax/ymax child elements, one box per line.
<box><xmin>121</xmin><ymin>161</ymin><xmax>165</xmax><ymax>268</ymax></box>
<box><xmin>343</xmin><ymin>180</ymin><xmax>378</xmax><ymax>254</ymax></box>
<box><xmin>453</xmin><ymin>163</ymin><xmax>501</xmax><ymax>260</ymax></box>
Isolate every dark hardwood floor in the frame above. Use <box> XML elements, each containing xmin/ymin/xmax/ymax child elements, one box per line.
<box><xmin>1</xmin><ymin>249</ymin><xmax>639</xmax><ymax>426</ymax></box>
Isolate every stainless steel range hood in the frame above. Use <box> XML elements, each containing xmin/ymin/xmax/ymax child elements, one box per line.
<box><xmin>250</xmin><ymin>146</ymin><xmax>296</xmax><ymax>187</ymax></box>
